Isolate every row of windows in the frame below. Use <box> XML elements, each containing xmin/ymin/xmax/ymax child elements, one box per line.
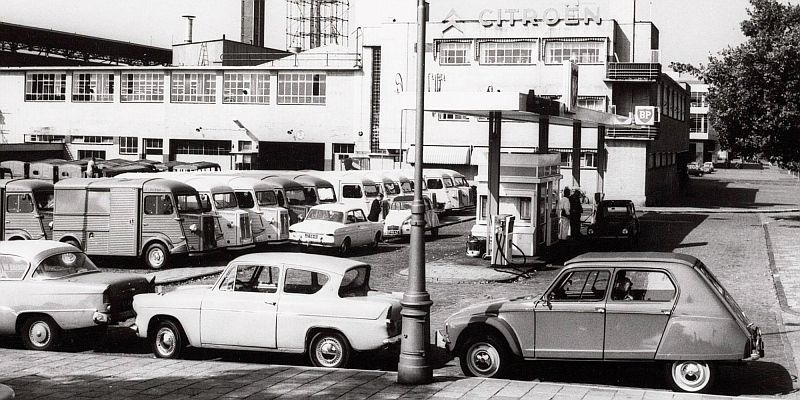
<box><xmin>24</xmin><ymin>72</ymin><xmax>326</xmax><ymax>105</ymax></box>
<box><xmin>173</xmin><ymin>140</ymin><xmax>232</xmax><ymax>156</ymax></box>
<box><xmin>437</xmin><ymin>40</ymin><xmax>603</xmax><ymax>66</ymax></box>
<box><xmin>662</xmin><ymin>83</ymin><xmax>687</xmax><ymax>121</ymax></box>
<box><xmin>559</xmin><ymin>152</ymin><xmax>598</xmax><ymax>168</ymax></box>
<box><xmin>648</xmin><ymin>152</ymin><xmax>677</xmax><ymax>169</ymax></box>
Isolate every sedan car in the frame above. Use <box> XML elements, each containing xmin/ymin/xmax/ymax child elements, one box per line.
<box><xmin>132</xmin><ymin>253</ymin><xmax>402</xmax><ymax>368</ymax></box>
<box><xmin>289</xmin><ymin>203</ymin><xmax>384</xmax><ymax>255</ymax></box>
<box><xmin>0</xmin><ymin>241</ymin><xmax>153</xmax><ymax>351</ymax></box>
<box><xmin>437</xmin><ymin>253</ymin><xmax>764</xmax><ymax>393</ymax></box>
<box><xmin>383</xmin><ymin>195</ymin><xmax>441</xmax><ymax>240</ymax></box>
<box><xmin>587</xmin><ymin>200</ymin><xmax>640</xmax><ymax>246</ymax></box>
<box><xmin>687</xmin><ymin>162</ymin><xmax>704</xmax><ymax>176</ymax></box>
<box><xmin>702</xmin><ymin>162</ymin><xmax>715</xmax><ymax>174</ymax></box>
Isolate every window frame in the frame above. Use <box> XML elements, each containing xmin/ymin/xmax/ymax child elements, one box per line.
<box><xmin>282</xmin><ymin>267</ymin><xmax>330</xmax><ymax>295</ymax></box>
<box><xmin>438</xmin><ymin>42</ymin><xmax>471</xmax><ymax>66</ymax></box>
<box><xmin>610</xmin><ymin>269</ymin><xmax>677</xmax><ymax>302</ymax></box>
<box><xmin>223</xmin><ymin>72</ymin><xmax>271</xmax><ymax>104</ymax></box>
<box><xmin>25</xmin><ymin>72</ymin><xmax>67</xmax><ymax>102</ymax></box>
<box><xmin>548</xmin><ymin>269</ymin><xmax>611</xmax><ymax>302</ymax></box>
<box><xmin>543</xmin><ymin>40</ymin><xmax>604</xmax><ymax>65</ymax></box>
<box><xmin>121</xmin><ymin>72</ymin><xmax>165</xmax><ymax>102</ymax></box>
<box><xmin>171</xmin><ymin>72</ymin><xmax>217</xmax><ymax>103</ymax></box>
<box><xmin>72</xmin><ymin>72</ymin><xmax>115</xmax><ymax>102</ymax></box>
<box><xmin>277</xmin><ymin>72</ymin><xmax>326</xmax><ymax>105</ymax></box>
<box><xmin>478</xmin><ymin>41</ymin><xmax>536</xmax><ymax>65</ymax></box>
<box><xmin>119</xmin><ymin>137</ymin><xmax>139</xmax><ymax>155</ymax></box>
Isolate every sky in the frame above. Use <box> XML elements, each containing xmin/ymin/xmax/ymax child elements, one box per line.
<box><xmin>0</xmin><ymin>0</ymin><xmax>755</xmax><ymax>69</ymax></box>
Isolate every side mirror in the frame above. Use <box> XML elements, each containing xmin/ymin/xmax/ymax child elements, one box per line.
<box><xmin>545</xmin><ymin>292</ymin><xmax>555</xmax><ymax>309</ymax></box>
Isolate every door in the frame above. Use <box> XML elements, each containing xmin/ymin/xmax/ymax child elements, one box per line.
<box><xmin>534</xmin><ymin>269</ymin><xmax>610</xmax><ymax>359</ymax></box>
<box><xmin>351</xmin><ymin>209</ymin><xmax>371</xmax><ymax>245</ymax></box>
<box><xmin>344</xmin><ymin>210</ymin><xmax>363</xmax><ymax>245</ymax></box>
<box><xmin>200</xmin><ymin>264</ymin><xmax>280</xmax><ymax>348</ymax></box>
<box><xmin>108</xmin><ymin>188</ymin><xmax>139</xmax><ymax>256</ymax></box>
<box><xmin>604</xmin><ymin>269</ymin><xmax>677</xmax><ymax>359</ymax></box>
<box><xmin>141</xmin><ymin>194</ymin><xmax>183</xmax><ymax>251</ymax></box>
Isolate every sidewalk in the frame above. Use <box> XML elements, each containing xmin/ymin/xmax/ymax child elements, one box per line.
<box><xmin>0</xmin><ymin>348</ymin><xmax>763</xmax><ymax>400</ymax></box>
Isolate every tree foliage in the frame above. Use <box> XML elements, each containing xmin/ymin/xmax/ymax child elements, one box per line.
<box><xmin>672</xmin><ymin>0</ymin><xmax>800</xmax><ymax>170</ymax></box>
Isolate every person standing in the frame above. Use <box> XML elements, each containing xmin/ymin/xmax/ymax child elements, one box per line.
<box><xmin>558</xmin><ymin>188</ymin><xmax>571</xmax><ymax>240</ymax></box>
<box><xmin>569</xmin><ymin>189</ymin><xmax>583</xmax><ymax>238</ymax></box>
<box><xmin>85</xmin><ymin>157</ymin><xmax>96</xmax><ymax>178</ymax></box>
<box><xmin>368</xmin><ymin>193</ymin><xmax>384</xmax><ymax>222</ymax></box>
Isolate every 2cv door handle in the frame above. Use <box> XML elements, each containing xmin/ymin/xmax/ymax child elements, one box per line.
<box><xmin>595</xmin><ymin>307</ymin><xmax>605</xmax><ymax>313</ymax></box>
<box><xmin>264</xmin><ymin>301</ymin><xmax>277</xmax><ymax>306</ymax></box>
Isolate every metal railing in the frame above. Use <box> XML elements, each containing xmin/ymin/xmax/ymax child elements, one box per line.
<box><xmin>607</xmin><ymin>125</ymin><xmax>659</xmax><ymax>140</ymax></box>
<box><xmin>606</xmin><ymin>63</ymin><xmax>661</xmax><ymax>81</ymax></box>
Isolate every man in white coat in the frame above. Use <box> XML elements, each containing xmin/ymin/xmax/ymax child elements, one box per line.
<box><xmin>558</xmin><ymin>187</ymin><xmax>571</xmax><ymax>240</ymax></box>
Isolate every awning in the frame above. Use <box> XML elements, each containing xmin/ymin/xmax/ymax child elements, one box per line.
<box><xmin>406</xmin><ymin>145</ymin><xmax>472</xmax><ymax>165</ymax></box>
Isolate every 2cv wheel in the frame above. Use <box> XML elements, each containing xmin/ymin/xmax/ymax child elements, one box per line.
<box><xmin>144</xmin><ymin>243</ymin><xmax>170</xmax><ymax>270</ymax></box>
<box><xmin>152</xmin><ymin>320</ymin><xmax>185</xmax><ymax>359</ymax></box>
<box><xmin>309</xmin><ymin>331</ymin><xmax>351</xmax><ymax>368</ymax></box>
<box><xmin>667</xmin><ymin>360</ymin><xmax>714</xmax><ymax>393</ymax></box>
<box><xmin>459</xmin><ymin>334</ymin><xmax>510</xmax><ymax>378</ymax></box>
<box><xmin>21</xmin><ymin>315</ymin><xmax>62</xmax><ymax>351</ymax></box>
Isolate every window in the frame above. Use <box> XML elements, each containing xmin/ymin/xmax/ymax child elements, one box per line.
<box><xmin>171</xmin><ymin>72</ymin><xmax>216</xmax><ymax>103</ymax></box>
<box><xmin>173</xmin><ymin>140</ymin><xmax>231</xmax><ymax>155</ymax></box>
<box><xmin>77</xmin><ymin>150</ymin><xmax>106</xmax><ymax>160</ymax></box>
<box><xmin>176</xmin><ymin>194</ymin><xmax>204</xmax><ymax>213</ymax></box>
<box><xmin>144</xmin><ymin>138</ymin><xmax>163</xmax><ymax>155</ymax></box>
<box><xmin>584</xmin><ymin>153</ymin><xmax>597</xmax><ymax>168</ymax></box>
<box><xmin>34</xmin><ymin>191</ymin><xmax>54</xmax><ymax>211</ymax></box>
<box><xmin>342</xmin><ymin>185</ymin><xmax>362</xmax><ymax>199</ymax></box>
<box><xmin>560</xmin><ymin>152</ymin><xmax>572</xmax><ymax>167</ymax></box>
<box><xmin>224</xmin><ymin>72</ymin><xmax>270</xmax><ymax>104</ymax></box>
<box><xmin>438</xmin><ymin>42</ymin><xmax>470</xmax><ymax>65</ymax></box>
<box><xmin>6</xmin><ymin>194</ymin><xmax>34</xmax><ymax>213</ymax></box>
<box><xmin>479</xmin><ymin>41</ymin><xmax>535</xmax><ymax>65</ymax></box>
<box><xmin>25</xmin><ymin>73</ymin><xmax>67</xmax><ymax>101</ymax></box>
<box><xmin>333</xmin><ymin>143</ymin><xmax>355</xmax><ymax>154</ymax></box>
<box><xmin>498</xmin><ymin>197</ymin><xmax>531</xmax><ymax>222</ymax></box>
<box><xmin>550</xmin><ymin>270</ymin><xmax>610</xmax><ymax>301</ymax></box>
<box><xmin>0</xmin><ymin>255</ymin><xmax>28</xmax><ymax>280</ymax></box>
<box><xmin>318</xmin><ymin>188</ymin><xmax>336</xmax><ymax>203</ymax></box>
<box><xmin>426</xmin><ymin>179</ymin><xmax>443</xmax><ymax>190</ymax></box>
<box><xmin>544</xmin><ymin>41</ymin><xmax>602</xmax><ymax>64</ymax></box>
<box><xmin>72</xmin><ymin>73</ymin><xmax>114</xmax><ymax>102</ymax></box>
<box><xmin>121</xmin><ymin>72</ymin><xmax>165</xmax><ymax>102</ymax></box>
<box><xmin>277</xmin><ymin>72</ymin><xmax>326</xmax><ymax>104</ymax></box>
<box><xmin>283</xmin><ymin>268</ymin><xmax>329</xmax><ymax>295</ymax></box>
<box><xmin>691</xmin><ymin>91</ymin><xmax>707</xmax><ymax>107</ymax></box>
<box><xmin>256</xmin><ymin>191</ymin><xmax>278</xmax><ymax>207</ymax></box>
<box><xmin>577</xmin><ymin>96</ymin><xmax>606</xmax><ymax>112</ymax></box>
<box><xmin>213</xmin><ymin>193</ymin><xmax>238</xmax><ymax>210</ymax></box>
<box><xmin>219</xmin><ymin>265</ymin><xmax>280</xmax><ymax>293</ymax></box>
<box><xmin>238</xmin><ymin>141</ymin><xmax>253</xmax><ymax>152</ymax></box>
<box><xmin>87</xmin><ymin>191</ymin><xmax>111</xmax><ymax>214</ymax></box>
<box><xmin>438</xmin><ymin>113</ymin><xmax>469</xmax><ymax>121</ymax></box>
<box><xmin>351</xmin><ymin>209</ymin><xmax>367</xmax><ymax>223</ymax></box>
<box><xmin>119</xmin><ymin>137</ymin><xmax>138</xmax><ymax>155</ymax></box>
<box><xmin>339</xmin><ymin>266</ymin><xmax>370</xmax><ymax>297</ymax></box>
<box><xmin>31</xmin><ymin>252</ymin><xmax>99</xmax><ymax>280</ymax></box>
<box><xmin>611</xmin><ymin>270</ymin><xmax>676</xmax><ymax>302</ymax></box>
<box><xmin>690</xmin><ymin>115</ymin><xmax>707</xmax><ymax>133</ymax></box>
<box><xmin>73</xmin><ymin>136</ymin><xmax>114</xmax><ymax>144</ymax></box>
<box><xmin>235</xmin><ymin>191</ymin><xmax>255</xmax><ymax>209</ymax></box>
<box><xmin>479</xmin><ymin>195</ymin><xmax>488</xmax><ymax>221</ymax></box>
<box><xmin>144</xmin><ymin>195</ymin><xmax>174</xmax><ymax>215</ymax></box>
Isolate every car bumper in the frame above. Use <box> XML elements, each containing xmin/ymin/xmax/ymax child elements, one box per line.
<box><xmin>745</xmin><ymin>326</ymin><xmax>765</xmax><ymax>361</ymax></box>
<box><xmin>435</xmin><ymin>329</ymin><xmax>450</xmax><ymax>351</ymax></box>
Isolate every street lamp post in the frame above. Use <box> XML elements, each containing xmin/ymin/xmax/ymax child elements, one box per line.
<box><xmin>397</xmin><ymin>0</ymin><xmax>433</xmax><ymax>385</ymax></box>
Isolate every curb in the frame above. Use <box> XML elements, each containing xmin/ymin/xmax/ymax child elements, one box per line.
<box><xmin>641</xmin><ymin>208</ymin><xmax>800</xmax><ymax>214</ymax></box>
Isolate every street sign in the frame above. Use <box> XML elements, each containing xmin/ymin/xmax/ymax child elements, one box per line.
<box><xmin>634</xmin><ymin>106</ymin><xmax>657</xmax><ymax>126</ymax></box>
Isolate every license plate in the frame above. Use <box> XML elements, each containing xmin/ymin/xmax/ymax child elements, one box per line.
<box><xmin>305</xmin><ymin>233</ymin><xmax>318</xmax><ymax>239</ymax></box>
<box><xmin>387</xmin><ymin>230</ymin><xmax>400</xmax><ymax>235</ymax></box>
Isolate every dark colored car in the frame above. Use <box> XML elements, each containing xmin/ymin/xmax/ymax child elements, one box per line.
<box><xmin>437</xmin><ymin>252</ymin><xmax>764</xmax><ymax>393</ymax></box>
<box><xmin>587</xmin><ymin>200</ymin><xmax>640</xmax><ymax>245</ymax></box>
<box><xmin>687</xmin><ymin>162</ymin><xmax>704</xmax><ymax>176</ymax></box>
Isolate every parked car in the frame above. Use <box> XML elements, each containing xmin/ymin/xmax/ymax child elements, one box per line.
<box><xmin>132</xmin><ymin>253</ymin><xmax>402</xmax><ymax>368</ymax></box>
<box><xmin>702</xmin><ymin>162</ymin><xmax>715</xmax><ymax>174</ymax></box>
<box><xmin>383</xmin><ymin>195</ymin><xmax>441</xmax><ymax>240</ymax></box>
<box><xmin>437</xmin><ymin>252</ymin><xmax>764</xmax><ymax>393</ymax></box>
<box><xmin>687</xmin><ymin>162</ymin><xmax>704</xmax><ymax>176</ymax></box>
<box><xmin>289</xmin><ymin>203</ymin><xmax>384</xmax><ymax>255</ymax></box>
<box><xmin>0</xmin><ymin>241</ymin><xmax>154</xmax><ymax>351</ymax></box>
<box><xmin>587</xmin><ymin>200</ymin><xmax>640</xmax><ymax>246</ymax></box>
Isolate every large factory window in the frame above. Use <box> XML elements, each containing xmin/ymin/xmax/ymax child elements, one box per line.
<box><xmin>224</xmin><ymin>72</ymin><xmax>270</xmax><ymax>104</ymax></box>
<box><xmin>544</xmin><ymin>40</ymin><xmax>602</xmax><ymax>64</ymax></box>
<box><xmin>479</xmin><ymin>41</ymin><xmax>535</xmax><ymax>65</ymax></box>
<box><xmin>72</xmin><ymin>73</ymin><xmax>115</xmax><ymax>102</ymax></box>
<box><xmin>277</xmin><ymin>72</ymin><xmax>326</xmax><ymax>105</ymax></box>
<box><xmin>121</xmin><ymin>72</ymin><xmax>165</xmax><ymax>102</ymax></box>
<box><xmin>438</xmin><ymin>42</ymin><xmax>470</xmax><ymax>65</ymax></box>
<box><xmin>171</xmin><ymin>72</ymin><xmax>216</xmax><ymax>103</ymax></box>
<box><xmin>25</xmin><ymin>73</ymin><xmax>67</xmax><ymax>101</ymax></box>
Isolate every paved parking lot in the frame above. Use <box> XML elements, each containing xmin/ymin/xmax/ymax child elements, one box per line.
<box><xmin>1</xmin><ymin>167</ymin><xmax>799</xmax><ymax>399</ymax></box>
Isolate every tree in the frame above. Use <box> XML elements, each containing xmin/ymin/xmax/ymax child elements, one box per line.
<box><xmin>671</xmin><ymin>0</ymin><xmax>800</xmax><ymax>170</ymax></box>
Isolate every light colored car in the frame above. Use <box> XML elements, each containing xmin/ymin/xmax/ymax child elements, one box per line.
<box><xmin>0</xmin><ymin>241</ymin><xmax>153</xmax><ymax>351</ymax></box>
<box><xmin>383</xmin><ymin>195</ymin><xmax>441</xmax><ymax>240</ymax></box>
<box><xmin>132</xmin><ymin>253</ymin><xmax>402</xmax><ymax>368</ymax></box>
<box><xmin>437</xmin><ymin>252</ymin><xmax>764</xmax><ymax>393</ymax></box>
<box><xmin>289</xmin><ymin>203</ymin><xmax>384</xmax><ymax>255</ymax></box>
<box><xmin>702</xmin><ymin>162</ymin><xmax>715</xmax><ymax>173</ymax></box>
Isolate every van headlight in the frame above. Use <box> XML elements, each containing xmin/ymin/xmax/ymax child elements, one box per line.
<box><xmin>622</xmin><ymin>228</ymin><xmax>629</xmax><ymax>235</ymax></box>
<box><xmin>189</xmin><ymin>224</ymin><xmax>198</xmax><ymax>232</ymax></box>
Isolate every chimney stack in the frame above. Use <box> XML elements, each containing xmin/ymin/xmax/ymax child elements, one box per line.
<box><xmin>241</xmin><ymin>0</ymin><xmax>265</xmax><ymax>47</ymax></box>
<box><xmin>182</xmin><ymin>15</ymin><xmax>196</xmax><ymax>43</ymax></box>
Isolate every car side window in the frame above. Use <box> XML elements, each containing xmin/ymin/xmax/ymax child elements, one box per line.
<box><xmin>611</xmin><ymin>270</ymin><xmax>676</xmax><ymax>302</ymax></box>
<box><xmin>550</xmin><ymin>270</ymin><xmax>610</xmax><ymax>301</ymax></box>
<box><xmin>0</xmin><ymin>255</ymin><xmax>28</xmax><ymax>280</ymax></box>
<box><xmin>219</xmin><ymin>265</ymin><xmax>280</xmax><ymax>293</ymax></box>
<box><xmin>353</xmin><ymin>209</ymin><xmax>367</xmax><ymax>223</ymax></box>
<box><xmin>6</xmin><ymin>194</ymin><xmax>34</xmax><ymax>214</ymax></box>
<box><xmin>144</xmin><ymin>195</ymin><xmax>174</xmax><ymax>215</ymax></box>
<box><xmin>283</xmin><ymin>268</ymin><xmax>329</xmax><ymax>295</ymax></box>
<box><xmin>346</xmin><ymin>211</ymin><xmax>357</xmax><ymax>224</ymax></box>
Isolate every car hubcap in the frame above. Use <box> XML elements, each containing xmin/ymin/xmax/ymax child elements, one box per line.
<box><xmin>468</xmin><ymin>343</ymin><xmax>499</xmax><ymax>376</ymax></box>
<box><xmin>149</xmin><ymin>249</ymin><xmax>165</xmax><ymax>267</ymax></box>
<box><xmin>673</xmin><ymin>361</ymin><xmax>710</xmax><ymax>391</ymax></box>
<box><xmin>29</xmin><ymin>322</ymin><xmax>51</xmax><ymax>347</ymax></box>
<box><xmin>315</xmin><ymin>338</ymin><xmax>342</xmax><ymax>367</ymax></box>
<box><xmin>157</xmin><ymin>328</ymin><xmax>175</xmax><ymax>356</ymax></box>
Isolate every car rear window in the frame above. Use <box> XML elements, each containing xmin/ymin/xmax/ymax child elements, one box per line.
<box><xmin>283</xmin><ymin>268</ymin><xmax>329</xmax><ymax>295</ymax></box>
<box><xmin>339</xmin><ymin>266</ymin><xmax>371</xmax><ymax>297</ymax></box>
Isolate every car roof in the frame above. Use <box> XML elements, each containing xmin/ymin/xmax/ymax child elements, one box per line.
<box><xmin>230</xmin><ymin>252</ymin><xmax>368</xmax><ymax>275</ymax></box>
<box><xmin>0</xmin><ymin>240</ymin><xmax>75</xmax><ymax>265</ymax></box>
<box><xmin>565</xmin><ymin>252</ymin><xmax>698</xmax><ymax>268</ymax></box>
<box><xmin>0</xmin><ymin>179</ymin><xmax>54</xmax><ymax>191</ymax></box>
<box><xmin>310</xmin><ymin>203</ymin><xmax>359</xmax><ymax>212</ymax></box>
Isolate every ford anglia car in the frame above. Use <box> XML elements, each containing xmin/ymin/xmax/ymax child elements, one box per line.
<box><xmin>383</xmin><ymin>195</ymin><xmax>441</xmax><ymax>240</ymax></box>
<box><xmin>0</xmin><ymin>241</ymin><xmax>153</xmax><ymax>351</ymax></box>
<box><xmin>289</xmin><ymin>203</ymin><xmax>384</xmax><ymax>255</ymax></box>
<box><xmin>437</xmin><ymin>253</ymin><xmax>764</xmax><ymax>393</ymax></box>
<box><xmin>132</xmin><ymin>253</ymin><xmax>402</xmax><ymax>368</ymax></box>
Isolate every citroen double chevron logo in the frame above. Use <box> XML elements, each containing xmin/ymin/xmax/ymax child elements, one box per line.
<box><xmin>442</xmin><ymin>9</ymin><xmax>463</xmax><ymax>34</ymax></box>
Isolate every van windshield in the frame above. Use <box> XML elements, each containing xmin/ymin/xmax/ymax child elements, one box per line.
<box><xmin>401</xmin><ymin>182</ymin><xmax>413</xmax><ymax>193</ymax></box>
<box><xmin>443</xmin><ymin>178</ymin><xmax>455</xmax><ymax>188</ymax></box>
<box><xmin>176</xmin><ymin>194</ymin><xmax>205</xmax><ymax>213</ymax></box>
<box><xmin>318</xmin><ymin>187</ymin><xmax>337</xmax><ymax>203</ymax></box>
<box><xmin>364</xmin><ymin>184</ymin><xmax>380</xmax><ymax>197</ymax></box>
<box><xmin>235</xmin><ymin>191</ymin><xmax>255</xmax><ymax>209</ymax></box>
<box><xmin>198</xmin><ymin>194</ymin><xmax>213</xmax><ymax>211</ymax></box>
<box><xmin>214</xmin><ymin>193</ymin><xmax>238</xmax><ymax>210</ymax></box>
<box><xmin>256</xmin><ymin>191</ymin><xmax>278</xmax><ymax>207</ymax></box>
<box><xmin>285</xmin><ymin>189</ymin><xmax>306</xmax><ymax>206</ymax></box>
<box><xmin>303</xmin><ymin>188</ymin><xmax>318</xmax><ymax>205</ymax></box>
<box><xmin>384</xmin><ymin>182</ymin><xmax>401</xmax><ymax>195</ymax></box>
<box><xmin>456</xmin><ymin>177</ymin><xmax>469</xmax><ymax>187</ymax></box>
<box><xmin>34</xmin><ymin>191</ymin><xmax>55</xmax><ymax>212</ymax></box>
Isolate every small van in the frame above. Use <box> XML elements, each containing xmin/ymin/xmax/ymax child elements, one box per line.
<box><xmin>231</xmin><ymin>172</ymin><xmax>311</xmax><ymax>224</ymax></box>
<box><xmin>442</xmin><ymin>169</ymin><xmax>476</xmax><ymax>210</ymax></box>
<box><xmin>0</xmin><ymin>179</ymin><xmax>54</xmax><ymax>240</ymax></box>
<box><xmin>305</xmin><ymin>171</ymin><xmax>382</xmax><ymax>216</ymax></box>
<box><xmin>286</xmin><ymin>173</ymin><xmax>338</xmax><ymax>205</ymax></box>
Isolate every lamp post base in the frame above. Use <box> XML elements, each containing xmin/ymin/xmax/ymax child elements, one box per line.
<box><xmin>397</xmin><ymin>291</ymin><xmax>433</xmax><ymax>385</ymax></box>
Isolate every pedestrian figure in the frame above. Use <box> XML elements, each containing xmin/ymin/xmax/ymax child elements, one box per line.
<box><xmin>558</xmin><ymin>188</ymin><xmax>571</xmax><ymax>240</ymax></box>
<box><xmin>569</xmin><ymin>189</ymin><xmax>583</xmax><ymax>238</ymax></box>
<box><xmin>85</xmin><ymin>156</ymin><xmax>96</xmax><ymax>178</ymax></box>
<box><xmin>368</xmin><ymin>193</ymin><xmax>384</xmax><ymax>222</ymax></box>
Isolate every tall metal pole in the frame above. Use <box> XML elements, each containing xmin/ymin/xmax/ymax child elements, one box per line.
<box><xmin>397</xmin><ymin>0</ymin><xmax>432</xmax><ymax>385</ymax></box>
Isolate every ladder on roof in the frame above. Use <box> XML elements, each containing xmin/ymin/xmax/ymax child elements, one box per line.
<box><xmin>198</xmin><ymin>43</ymin><xmax>209</xmax><ymax>66</ymax></box>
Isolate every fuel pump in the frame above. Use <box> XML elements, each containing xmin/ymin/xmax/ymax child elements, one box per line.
<box><xmin>489</xmin><ymin>214</ymin><xmax>515</xmax><ymax>266</ymax></box>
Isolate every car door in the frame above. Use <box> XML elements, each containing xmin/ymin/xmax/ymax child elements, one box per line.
<box><xmin>352</xmin><ymin>209</ymin><xmax>373</xmax><ymax>244</ymax></box>
<box><xmin>200</xmin><ymin>264</ymin><xmax>280</xmax><ymax>348</ymax></box>
<box><xmin>604</xmin><ymin>269</ymin><xmax>677</xmax><ymax>359</ymax></box>
<box><xmin>534</xmin><ymin>268</ymin><xmax>610</xmax><ymax>359</ymax></box>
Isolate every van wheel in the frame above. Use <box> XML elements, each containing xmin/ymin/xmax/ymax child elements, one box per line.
<box><xmin>152</xmin><ymin>320</ymin><xmax>184</xmax><ymax>359</ymax></box>
<box><xmin>21</xmin><ymin>315</ymin><xmax>61</xmax><ymax>351</ymax></box>
<box><xmin>338</xmin><ymin>238</ymin><xmax>351</xmax><ymax>256</ymax></box>
<box><xmin>459</xmin><ymin>334</ymin><xmax>510</xmax><ymax>378</ymax></box>
<box><xmin>666</xmin><ymin>360</ymin><xmax>713</xmax><ymax>393</ymax></box>
<box><xmin>371</xmin><ymin>232</ymin><xmax>381</xmax><ymax>249</ymax></box>
<box><xmin>308</xmin><ymin>331</ymin><xmax>351</xmax><ymax>368</ymax></box>
<box><xmin>64</xmin><ymin>239</ymin><xmax>81</xmax><ymax>250</ymax></box>
<box><xmin>144</xmin><ymin>243</ymin><xmax>169</xmax><ymax>270</ymax></box>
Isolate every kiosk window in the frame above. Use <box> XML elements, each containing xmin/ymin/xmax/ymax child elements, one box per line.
<box><xmin>144</xmin><ymin>195</ymin><xmax>174</xmax><ymax>215</ymax></box>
